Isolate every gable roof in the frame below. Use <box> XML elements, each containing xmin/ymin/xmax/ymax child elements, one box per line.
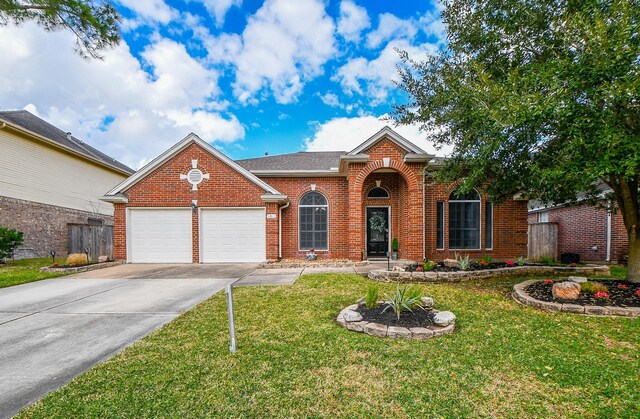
<box><xmin>0</xmin><ymin>110</ymin><xmax>133</xmax><ymax>175</ymax></box>
<box><xmin>102</xmin><ymin>133</ymin><xmax>283</xmax><ymax>202</ymax></box>
<box><xmin>348</xmin><ymin>126</ymin><xmax>430</xmax><ymax>156</ymax></box>
<box><xmin>236</xmin><ymin>151</ymin><xmax>344</xmax><ymax>172</ymax></box>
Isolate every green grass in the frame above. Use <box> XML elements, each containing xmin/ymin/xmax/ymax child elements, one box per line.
<box><xmin>20</xmin><ymin>271</ymin><xmax>639</xmax><ymax>418</ymax></box>
<box><xmin>0</xmin><ymin>258</ymin><xmax>66</xmax><ymax>288</ymax></box>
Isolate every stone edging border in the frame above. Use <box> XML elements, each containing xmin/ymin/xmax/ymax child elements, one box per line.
<box><xmin>40</xmin><ymin>260</ymin><xmax>125</xmax><ymax>274</ymax></box>
<box><xmin>368</xmin><ymin>265</ymin><xmax>611</xmax><ymax>283</ymax></box>
<box><xmin>512</xmin><ymin>279</ymin><xmax>640</xmax><ymax>317</ymax></box>
<box><xmin>259</xmin><ymin>261</ymin><xmax>370</xmax><ymax>269</ymax></box>
<box><xmin>336</xmin><ymin>304</ymin><xmax>455</xmax><ymax>339</ymax></box>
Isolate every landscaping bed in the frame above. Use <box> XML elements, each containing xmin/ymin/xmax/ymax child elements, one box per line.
<box><xmin>259</xmin><ymin>259</ymin><xmax>369</xmax><ymax>269</ymax></box>
<box><xmin>356</xmin><ymin>304</ymin><xmax>435</xmax><ymax>328</ymax></box>
<box><xmin>40</xmin><ymin>260</ymin><xmax>124</xmax><ymax>274</ymax></box>
<box><xmin>369</xmin><ymin>264</ymin><xmax>611</xmax><ymax>283</ymax></box>
<box><xmin>525</xmin><ymin>280</ymin><xmax>640</xmax><ymax>308</ymax></box>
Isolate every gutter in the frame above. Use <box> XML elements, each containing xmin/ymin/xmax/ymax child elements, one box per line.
<box><xmin>278</xmin><ymin>201</ymin><xmax>291</xmax><ymax>259</ymax></box>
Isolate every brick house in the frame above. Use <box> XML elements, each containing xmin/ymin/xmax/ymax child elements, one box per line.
<box><xmin>102</xmin><ymin>127</ymin><xmax>528</xmax><ymax>263</ymax></box>
<box><xmin>0</xmin><ymin>110</ymin><xmax>134</xmax><ymax>259</ymax></box>
<box><xmin>528</xmin><ymin>201</ymin><xmax>627</xmax><ymax>263</ymax></box>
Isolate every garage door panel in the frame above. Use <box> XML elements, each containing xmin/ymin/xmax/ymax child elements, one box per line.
<box><xmin>200</xmin><ymin>208</ymin><xmax>266</xmax><ymax>263</ymax></box>
<box><xmin>129</xmin><ymin>209</ymin><xmax>192</xmax><ymax>263</ymax></box>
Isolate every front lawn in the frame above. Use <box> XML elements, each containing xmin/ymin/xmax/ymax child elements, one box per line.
<box><xmin>0</xmin><ymin>258</ymin><xmax>66</xmax><ymax>289</ymax></box>
<box><xmin>21</xmin><ymin>273</ymin><xmax>639</xmax><ymax>417</ymax></box>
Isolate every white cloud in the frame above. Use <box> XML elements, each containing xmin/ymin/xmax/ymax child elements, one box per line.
<box><xmin>319</xmin><ymin>92</ymin><xmax>342</xmax><ymax>108</ymax></box>
<box><xmin>0</xmin><ymin>23</ymin><xmax>244</xmax><ymax>169</ymax></box>
<box><xmin>336</xmin><ymin>0</ymin><xmax>370</xmax><ymax>43</ymax></box>
<box><xmin>366</xmin><ymin>13</ymin><xmax>418</xmax><ymax>49</ymax></box>
<box><xmin>195</xmin><ymin>0</ymin><xmax>242</xmax><ymax>27</ymax></box>
<box><xmin>116</xmin><ymin>0</ymin><xmax>177</xmax><ymax>28</ymax></box>
<box><xmin>211</xmin><ymin>0</ymin><xmax>336</xmax><ymax>104</ymax></box>
<box><xmin>419</xmin><ymin>3</ymin><xmax>446</xmax><ymax>42</ymax></box>
<box><xmin>333</xmin><ymin>40</ymin><xmax>437</xmax><ymax>105</ymax></box>
<box><xmin>304</xmin><ymin>114</ymin><xmax>451</xmax><ymax>156</ymax></box>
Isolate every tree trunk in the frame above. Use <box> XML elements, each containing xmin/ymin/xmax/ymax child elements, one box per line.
<box><xmin>627</xmin><ymin>227</ymin><xmax>640</xmax><ymax>283</ymax></box>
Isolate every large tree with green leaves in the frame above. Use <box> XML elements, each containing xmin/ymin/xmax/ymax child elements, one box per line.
<box><xmin>393</xmin><ymin>0</ymin><xmax>640</xmax><ymax>281</ymax></box>
<box><xmin>0</xmin><ymin>0</ymin><xmax>121</xmax><ymax>58</ymax></box>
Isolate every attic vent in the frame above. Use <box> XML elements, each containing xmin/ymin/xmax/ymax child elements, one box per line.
<box><xmin>188</xmin><ymin>169</ymin><xmax>203</xmax><ymax>184</ymax></box>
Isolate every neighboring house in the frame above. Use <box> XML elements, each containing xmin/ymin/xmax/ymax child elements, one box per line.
<box><xmin>528</xmin><ymin>199</ymin><xmax>628</xmax><ymax>263</ymax></box>
<box><xmin>0</xmin><ymin>110</ymin><xmax>134</xmax><ymax>259</ymax></box>
<box><xmin>102</xmin><ymin>127</ymin><xmax>528</xmax><ymax>263</ymax></box>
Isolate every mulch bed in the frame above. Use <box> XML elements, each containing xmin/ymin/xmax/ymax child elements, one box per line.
<box><xmin>404</xmin><ymin>261</ymin><xmax>582</xmax><ymax>273</ymax></box>
<box><xmin>525</xmin><ymin>280</ymin><xmax>640</xmax><ymax>307</ymax></box>
<box><xmin>356</xmin><ymin>304</ymin><xmax>435</xmax><ymax>328</ymax></box>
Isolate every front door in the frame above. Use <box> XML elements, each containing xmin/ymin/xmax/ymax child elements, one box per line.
<box><xmin>367</xmin><ymin>207</ymin><xmax>389</xmax><ymax>257</ymax></box>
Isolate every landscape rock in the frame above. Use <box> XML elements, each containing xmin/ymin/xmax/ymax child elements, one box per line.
<box><xmin>410</xmin><ymin>327</ymin><xmax>434</xmax><ymax>339</ymax></box>
<box><xmin>552</xmin><ymin>281</ymin><xmax>581</xmax><ymax>300</ymax></box>
<box><xmin>343</xmin><ymin>309</ymin><xmax>363</xmax><ymax>322</ymax></box>
<box><xmin>433</xmin><ymin>311</ymin><xmax>456</xmax><ymax>326</ymax></box>
<box><xmin>387</xmin><ymin>326</ymin><xmax>412</xmax><ymax>338</ymax></box>
<box><xmin>364</xmin><ymin>322</ymin><xmax>388</xmax><ymax>337</ymax></box>
<box><xmin>345</xmin><ymin>321</ymin><xmax>369</xmax><ymax>332</ymax></box>
<box><xmin>568</xmin><ymin>276</ymin><xmax>588</xmax><ymax>283</ymax></box>
<box><xmin>420</xmin><ymin>297</ymin><xmax>434</xmax><ymax>308</ymax></box>
<box><xmin>392</xmin><ymin>266</ymin><xmax>405</xmax><ymax>272</ymax></box>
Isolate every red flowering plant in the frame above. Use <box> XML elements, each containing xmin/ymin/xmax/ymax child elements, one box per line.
<box><xmin>594</xmin><ymin>291</ymin><xmax>609</xmax><ymax>299</ymax></box>
<box><xmin>543</xmin><ymin>279</ymin><xmax>554</xmax><ymax>285</ymax></box>
<box><xmin>635</xmin><ymin>289</ymin><xmax>640</xmax><ymax>298</ymax></box>
<box><xmin>505</xmin><ymin>260</ymin><xmax>515</xmax><ymax>267</ymax></box>
<box><xmin>570</xmin><ymin>262</ymin><xmax>577</xmax><ymax>267</ymax></box>
<box><xmin>480</xmin><ymin>260</ymin><xmax>488</xmax><ymax>266</ymax></box>
<box><xmin>416</xmin><ymin>265</ymin><xmax>424</xmax><ymax>271</ymax></box>
<box><xmin>617</xmin><ymin>284</ymin><xmax>630</xmax><ymax>290</ymax></box>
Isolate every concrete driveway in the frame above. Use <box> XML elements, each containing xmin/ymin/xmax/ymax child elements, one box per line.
<box><xmin>0</xmin><ymin>263</ymin><xmax>258</xmax><ymax>418</ymax></box>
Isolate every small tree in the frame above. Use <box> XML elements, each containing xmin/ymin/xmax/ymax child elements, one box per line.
<box><xmin>0</xmin><ymin>226</ymin><xmax>24</xmax><ymax>261</ymax></box>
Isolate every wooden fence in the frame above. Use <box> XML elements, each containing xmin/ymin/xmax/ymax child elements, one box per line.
<box><xmin>528</xmin><ymin>222</ymin><xmax>558</xmax><ymax>262</ymax></box>
<box><xmin>67</xmin><ymin>224</ymin><xmax>114</xmax><ymax>260</ymax></box>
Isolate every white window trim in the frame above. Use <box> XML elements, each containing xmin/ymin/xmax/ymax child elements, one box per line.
<box><xmin>298</xmin><ymin>192</ymin><xmax>329</xmax><ymax>251</ymax></box>
<box><xmin>448</xmin><ymin>189</ymin><xmax>482</xmax><ymax>251</ymax></box>
<box><xmin>365</xmin><ymin>206</ymin><xmax>391</xmax><ymax>257</ymax></box>
<box><xmin>485</xmin><ymin>201</ymin><xmax>493</xmax><ymax>250</ymax></box>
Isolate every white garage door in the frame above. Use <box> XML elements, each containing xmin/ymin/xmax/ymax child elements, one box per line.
<box><xmin>129</xmin><ymin>209</ymin><xmax>192</xmax><ymax>263</ymax></box>
<box><xmin>200</xmin><ymin>208</ymin><xmax>266</xmax><ymax>263</ymax></box>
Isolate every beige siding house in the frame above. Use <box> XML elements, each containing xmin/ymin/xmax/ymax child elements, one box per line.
<box><xmin>0</xmin><ymin>110</ymin><xmax>134</xmax><ymax>259</ymax></box>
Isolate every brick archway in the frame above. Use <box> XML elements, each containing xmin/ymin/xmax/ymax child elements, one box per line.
<box><xmin>347</xmin><ymin>159</ymin><xmax>424</xmax><ymax>261</ymax></box>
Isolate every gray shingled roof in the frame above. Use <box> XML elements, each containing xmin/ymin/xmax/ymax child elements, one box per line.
<box><xmin>0</xmin><ymin>110</ymin><xmax>134</xmax><ymax>174</ymax></box>
<box><xmin>236</xmin><ymin>151</ymin><xmax>346</xmax><ymax>171</ymax></box>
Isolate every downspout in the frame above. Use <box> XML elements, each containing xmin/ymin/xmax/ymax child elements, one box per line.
<box><xmin>278</xmin><ymin>201</ymin><xmax>290</xmax><ymax>260</ymax></box>
<box><xmin>423</xmin><ymin>166</ymin><xmax>427</xmax><ymax>261</ymax></box>
<box><xmin>606</xmin><ymin>210</ymin><xmax>612</xmax><ymax>262</ymax></box>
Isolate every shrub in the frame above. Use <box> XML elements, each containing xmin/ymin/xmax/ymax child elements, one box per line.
<box><xmin>423</xmin><ymin>260</ymin><xmax>437</xmax><ymax>271</ymax></box>
<box><xmin>391</xmin><ymin>237</ymin><xmax>399</xmax><ymax>252</ymax></box>
<box><xmin>365</xmin><ymin>286</ymin><xmax>379</xmax><ymax>308</ymax></box>
<box><xmin>541</xmin><ymin>256</ymin><xmax>554</xmax><ymax>265</ymax></box>
<box><xmin>543</xmin><ymin>279</ymin><xmax>554</xmax><ymax>285</ymax></box>
<box><xmin>481</xmin><ymin>254</ymin><xmax>492</xmax><ymax>264</ymax></box>
<box><xmin>382</xmin><ymin>284</ymin><xmax>422</xmax><ymax>320</ymax></box>
<box><xmin>516</xmin><ymin>256</ymin><xmax>527</xmax><ymax>266</ymax></box>
<box><xmin>635</xmin><ymin>289</ymin><xmax>640</xmax><ymax>298</ymax></box>
<box><xmin>455</xmin><ymin>252</ymin><xmax>471</xmax><ymax>270</ymax></box>
<box><xmin>67</xmin><ymin>253</ymin><xmax>88</xmax><ymax>267</ymax></box>
<box><xmin>581</xmin><ymin>281</ymin><xmax>608</xmax><ymax>294</ymax></box>
<box><xmin>0</xmin><ymin>226</ymin><xmax>24</xmax><ymax>260</ymax></box>
<box><xmin>594</xmin><ymin>291</ymin><xmax>609</xmax><ymax>299</ymax></box>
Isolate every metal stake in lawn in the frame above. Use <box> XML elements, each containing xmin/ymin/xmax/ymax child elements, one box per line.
<box><xmin>225</xmin><ymin>285</ymin><xmax>237</xmax><ymax>353</ymax></box>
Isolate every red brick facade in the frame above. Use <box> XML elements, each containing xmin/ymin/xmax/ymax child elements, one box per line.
<box><xmin>111</xmin><ymin>135</ymin><xmax>529</xmax><ymax>263</ymax></box>
<box><xmin>528</xmin><ymin>205</ymin><xmax>628</xmax><ymax>262</ymax></box>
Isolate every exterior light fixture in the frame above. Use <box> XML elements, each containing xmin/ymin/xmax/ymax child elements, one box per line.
<box><xmin>191</xmin><ymin>200</ymin><xmax>198</xmax><ymax>212</ymax></box>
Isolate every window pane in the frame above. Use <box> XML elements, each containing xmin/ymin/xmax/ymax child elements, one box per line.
<box><xmin>299</xmin><ymin>192</ymin><xmax>328</xmax><ymax>250</ymax></box>
<box><xmin>485</xmin><ymin>202</ymin><xmax>493</xmax><ymax>249</ymax></box>
<box><xmin>436</xmin><ymin>202</ymin><xmax>444</xmax><ymax>249</ymax></box>
<box><xmin>449</xmin><ymin>201</ymin><xmax>480</xmax><ymax>249</ymax></box>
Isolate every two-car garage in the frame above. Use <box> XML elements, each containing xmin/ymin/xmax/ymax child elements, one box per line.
<box><xmin>128</xmin><ymin>208</ymin><xmax>266</xmax><ymax>263</ymax></box>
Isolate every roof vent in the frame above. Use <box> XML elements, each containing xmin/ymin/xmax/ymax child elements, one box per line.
<box><xmin>66</xmin><ymin>132</ymin><xmax>72</xmax><ymax>141</ymax></box>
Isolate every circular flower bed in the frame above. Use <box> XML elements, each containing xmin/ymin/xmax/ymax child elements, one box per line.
<box><xmin>336</xmin><ymin>300</ymin><xmax>456</xmax><ymax>339</ymax></box>
<box><xmin>513</xmin><ymin>278</ymin><xmax>640</xmax><ymax>317</ymax></box>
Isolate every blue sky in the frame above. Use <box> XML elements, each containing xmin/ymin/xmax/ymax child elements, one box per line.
<box><xmin>0</xmin><ymin>0</ymin><xmax>447</xmax><ymax>168</ymax></box>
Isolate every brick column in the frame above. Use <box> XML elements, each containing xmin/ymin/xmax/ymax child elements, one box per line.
<box><xmin>113</xmin><ymin>204</ymin><xmax>127</xmax><ymax>261</ymax></box>
<box><xmin>265</xmin><ymin>202</ymin><xmax>279</xmax><ymax>260</ymax></box>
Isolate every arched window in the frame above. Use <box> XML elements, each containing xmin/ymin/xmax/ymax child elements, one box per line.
<box><xmin>367</xmin><ymin>187</ymin><xmax>390</xmax><ymax>198</ymax></box>
<box><xmin>299</xmin><ymin>192</ymin><xmax>328</xmax><ymax>250</ymax></box>
<box><xmin>449</xmin><ymin>188</ymin><xmax>480</xmax><ymax>249</ymax></box>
